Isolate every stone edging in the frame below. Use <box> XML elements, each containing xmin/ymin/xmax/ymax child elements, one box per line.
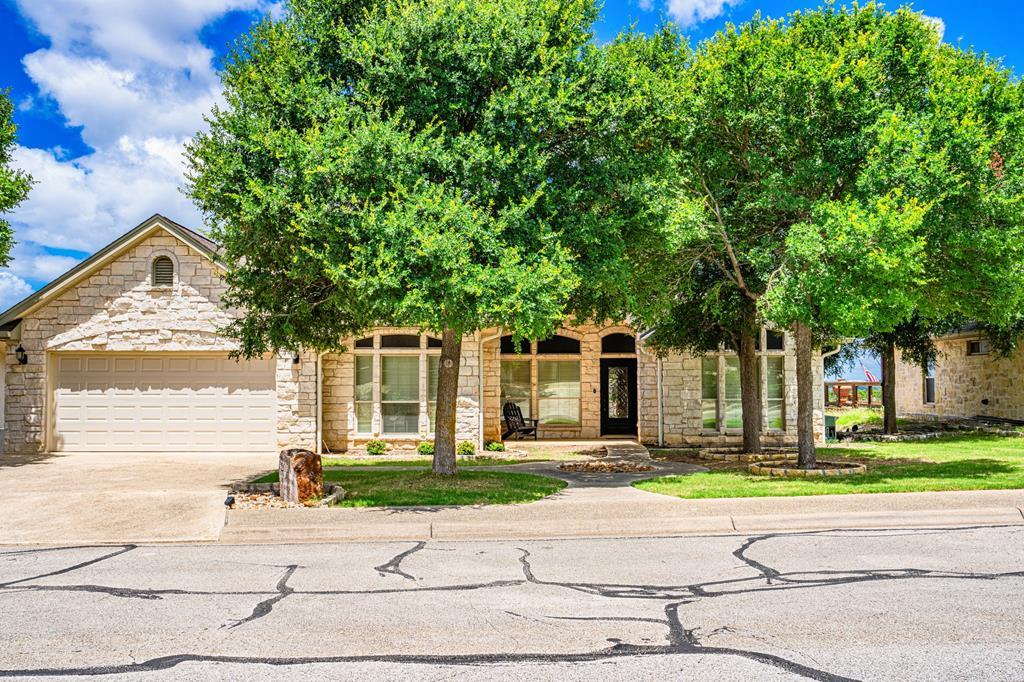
<box><xmin>231</xmin><ymin>482</ymin><xmax>343</xmax><ymax>507</ymax></box>
<box><xmin>748</xmin><ymin>461</ymin><xmax>867</xmax><ymax>477</ymax></box>
<box><xmin>697</xmin><ymin>450</ymin><xmax>798</xmax><ymax>463</ymax></box>
<box><xmin>844</xmin><ymin>426</ymin><xmax>1024</xmax><ymax>443</ymax></box>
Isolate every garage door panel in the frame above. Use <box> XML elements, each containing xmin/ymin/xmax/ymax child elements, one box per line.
<box><xmin>53</xmin><ymin>354</ymin><xmax>277</xmax><ymax>452</ymax></box>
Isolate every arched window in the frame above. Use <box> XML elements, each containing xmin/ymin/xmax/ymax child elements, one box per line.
<box><xmin>601</xmin><ymin>333</ymin><xmax>636</xmax><ymax>354</ymax></box>
<box><xmin>500</xmin><ymin>335</ymin><xmax>531</xmax><ymax>354</ymax></box>
<box><xmin>380</xmin><ymin>334</ymin><xmax>420</xmax><ymax>348</ymax></box>
<box><xmin>152</xmin><ymin>256</ymin><xmax>174</xmax><ymax>286</ymax></box>
<box><xmin>536</xmin><ymin>335</ymin><xmax>580</xmax><ymax>354</ymax></box>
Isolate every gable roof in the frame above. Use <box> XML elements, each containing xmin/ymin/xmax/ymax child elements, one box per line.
<box><xmin>0</xmin><ymin>214</ymin><xmax>222</xmax><ymax>328</ymax></box>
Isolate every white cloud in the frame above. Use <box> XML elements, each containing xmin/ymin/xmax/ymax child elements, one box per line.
<box><xmin>5</xmin><ymin>0</ymin><xmax>280</xmax><ymax>274</ymax></box>
<box><xmin>666</xmin><ymin>0</ymin><xmax>738</xmax><ymax>27</ymax></box>
<box><xmin>6</xmin><ymin>241</ymin><xmax>83</xmax><ymax>282</ymax></box>
<box><xmin>921</xmin><ymin>14</ymin><xmax>945</xmax><ymax>41</ymax></box>
<box><xmin>0</xmin><ymin>272</ymin><xmax>34</xmax><ymax>312</ymax></box>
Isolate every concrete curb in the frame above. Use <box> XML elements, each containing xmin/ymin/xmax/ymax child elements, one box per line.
<box><xmin>218</xmin><ymin>506</ymin><xmax>1024</xmax><ymax>544</ymax></box>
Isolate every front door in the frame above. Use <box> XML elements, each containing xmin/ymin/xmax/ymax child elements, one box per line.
<box><xmin>600</xmin><ymin>358</ymin><xmax>637</xmax><ymax>436</ymax></box>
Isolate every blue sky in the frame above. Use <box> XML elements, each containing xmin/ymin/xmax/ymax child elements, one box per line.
<box><xmin>0</xmin><ymin>1</ymin><xmax>1020</xmax><ymax>377</ymax></box>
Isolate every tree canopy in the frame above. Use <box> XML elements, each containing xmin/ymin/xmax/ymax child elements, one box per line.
<box><xmin>635</xmin><ymin>3</ymin><xmax>1024</xmax><ymax>465</ymax></box>
<box><xmin>186</xmin><ymin>0</ymin><xmax>674</xmax><ymax>470</ymax></box>
<box><xmin>0</xmin><ymin>90</ymin><xmax>32</xmax><ymax>266</ymax></box>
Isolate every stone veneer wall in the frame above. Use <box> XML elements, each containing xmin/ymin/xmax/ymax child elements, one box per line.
<box><xmin>479</xmin><ymin>324</ymin><xmax>822</xmax><ymax>447</ymax></box>
<box><xmin>321</xmin><ymin>327</ymin><xmax>480</xmax><ymax>452</ymax></box>
<box><xmin>651</xmin><ymin>335</ymin><xmax>821</xmax><ymax>448</ymax></box>
<box><xmin>895</xmin><ymin>335</ymin><xmax>1024</xmax><ymax>421</ymax></box>
<box><xmin>276</xmin><ymin>350</ymin><xmax>318</xmax><ymax>451</ymax></box>
<box><xmin>482</xmin><ymin>323</ymin><xmax>635</xmax><ymax>441</ymax></box>
<box><xmin>2</xmin><ymin>228</ymin><xmax>316</xmax><ymax>454</ymax></box>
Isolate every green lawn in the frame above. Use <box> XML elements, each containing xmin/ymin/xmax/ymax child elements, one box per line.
<box><xmin>827</xmin><ymin>407</ymin><xmax>911</xmax><ymax>429</ymax></box>
<box><xmin>322</xmin><ymin>470</ymin><xmax>566</xmax><ymax>507</ymax></box>
<box><xmin>637</xmin><ymin>434</ymin><xmax>1024</xmax><ymax>498</ymax></box>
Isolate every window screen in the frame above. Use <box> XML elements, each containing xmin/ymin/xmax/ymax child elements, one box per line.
<box><xmin>724</xmin><ymin>357</ymin><xmax>743</xmax><ymax>429</ymax></box>
<box><xmin>501</xmin><ymin>361</ymin><xmax>532</xmax><ymax>419</ymax></box>
<box><xmin>766</xmin><ymin>357</ymin><xmax>785</xmax><ymax>429</ymax></box>
<box><xmin>538</xmin><ymin>360</ymin><xmax>580</xmax><ymax>425</ymax></box>
<box><xmin>701</xmin><ymin>357</ymin><xmax>718</xmax><ymax>430</ymax></box>
<box><xmin>381</xmin><ymin>355</ymin><xmax>420</xmax><ymax>433</ymax></box>
<box><xmin>354</xmin><ymin>355</ymin><xmax>373</xmax><ymax>432</ymax></box>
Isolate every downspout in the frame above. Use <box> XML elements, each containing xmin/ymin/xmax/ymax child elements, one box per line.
<box><xmin>478</xmin><ymin>330</ymin><xmax>502</xmax><ymax>452</ymax></box>
<box><xmin>316</xmin><ymin>351</ymin><xmax>323</xmax><ymax>455</ymax></box>
<box><xmin>656</xmin><ymin>356</ymin><xmax>664</xmax><ymax>447</ymax></box>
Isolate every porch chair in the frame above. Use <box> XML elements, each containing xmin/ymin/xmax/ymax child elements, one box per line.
<box><xmin>502</xmin><ymin>401</ymin><xmax>539</xmax><ymax>440</ymax></box>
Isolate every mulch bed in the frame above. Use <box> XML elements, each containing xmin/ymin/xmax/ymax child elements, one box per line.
<box><xmin>230</xmin><ymin>492</ymin><xmax>298</xmax><ymax>510</ymax></box>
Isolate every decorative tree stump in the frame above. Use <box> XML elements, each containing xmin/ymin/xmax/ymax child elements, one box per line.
<box><xmin>279</xmin><ymin>449</ymin><xmax>323</xmax><ymax>505</ymax></box>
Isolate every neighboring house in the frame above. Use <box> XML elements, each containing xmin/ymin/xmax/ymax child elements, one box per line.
<box><xmin>895</xmin><ymin>327</ymin><xmax>1024</xmax><ymax>422</ymax></box>
<box><xmin>0</xmin><ymin>215</ymin><xmax>825</xmax><ymax>455</ymax></box>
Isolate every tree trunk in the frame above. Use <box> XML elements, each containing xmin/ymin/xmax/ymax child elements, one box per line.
<box><xmin>432</xmin><ymin>329</ymin><xmax>462</xmax><ymax>476</ymax></box>
<box><xmin>794</xmin><ymin>321</ymin><xmax>816</xmax><ymax>469</ymax></box>
<box><xmin>738</xmin><ymin>327</ymin><xmax>762</xmax><ymax>455</ymax></box>
<box><xmin>881</xmin><ymin>336</ymin><xmax>898</xmax><ymax>435</ymax></box>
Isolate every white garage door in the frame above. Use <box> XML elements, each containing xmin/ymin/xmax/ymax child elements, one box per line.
<box><xmin>52</xmin><ymin>354</ymin><xmax>276</xmax><ymax>452</ymax></box>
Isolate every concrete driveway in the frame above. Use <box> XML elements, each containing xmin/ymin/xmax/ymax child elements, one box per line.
<box><xmin>0</xmin><ymin>451</ymin><xmax>273</xmax><ymax>544</ymax></box>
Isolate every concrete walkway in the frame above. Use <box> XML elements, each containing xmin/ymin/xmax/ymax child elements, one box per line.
<box><xmin>221</xmin><ymin>443</ymin><xmax>1024</xmax><ymax>544</ymax></box>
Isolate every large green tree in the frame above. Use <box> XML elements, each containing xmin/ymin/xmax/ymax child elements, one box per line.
<box><xmin>648</xmin><ymin>4</ymin><xmax>1024</xmax><ymax>467</ymax></box>
<box><xmin>0</xmin><ymin>90</ymin><xmax>32</xmax><ymax>265</ymax></box>
<box><xmin>186</xmin><ymin>0</ymin><xmax>670</xmax><ymax>473</ymax></box>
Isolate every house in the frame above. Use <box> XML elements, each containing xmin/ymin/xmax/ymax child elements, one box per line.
<box><xmin>895</xmin><ymin>327</ymin><xmax>1024</xmax><ymax>422</ymax></box>
<box><xmin>0</xmin><ymin>215</ymin><xmax>825</xmax><ymax>455</ymax></box>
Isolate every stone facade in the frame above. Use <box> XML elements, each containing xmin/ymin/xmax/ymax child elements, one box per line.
<box><xmin>637</xmin><ymin>331</ymin><xmax>822</xmax><ymax>447</ymax></box>
<box><xmin>895</xmin><ymin>333</ymin><xmax>1024</xmax><ymax>421</ymax></box>
<box><xmin>1</xmin><ymin>219</ymin><xmax>825</xmax><ymax>455</ymax></box>
<box><xmin>322</xmin><ymin>323</ymin><xmax>823</xmax><ymax>451</ymax></box>
<box><xmin>322</xmin><ymin>327</ymin><xmax>481</xmax><ymax>452</ymax></box>
<box><xmin>1</xmin><ymin>224</ymin><xmax>316</xmax><ymax>454</ymax></box>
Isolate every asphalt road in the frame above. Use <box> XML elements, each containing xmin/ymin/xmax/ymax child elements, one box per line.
<box><xmin>2</xmin><ymin>525</ymin><xmax>1023</xmax><ymax>680</ymax></box>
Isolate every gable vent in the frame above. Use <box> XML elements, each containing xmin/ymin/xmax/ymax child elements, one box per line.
<box><xmin>152</xmin><ymin>257</ymin><xmax>174</xmax><ymax>286</ymax></box>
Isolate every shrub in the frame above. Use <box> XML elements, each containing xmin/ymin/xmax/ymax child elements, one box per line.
<box><xmin>417</xmin><ymin>441</ymin><xmax>435</xmax><ymax>455</ymax></box>
<box><xmin>365</xmin><ymin>439</ymin><xmax>388</xmax><ymax>456</ymax></box>
<box><xmin>456</xmin><ymin>441</ymin><xmax>476</xmax><ymax>456</ymax></box>
<box><xmin>485</xmin><ymin>441</ymin><xmax>506</xmax><ymax>452</ymax></box>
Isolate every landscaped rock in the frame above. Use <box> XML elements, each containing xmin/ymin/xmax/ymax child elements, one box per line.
<box><xmin>559</xmin><ymin>461</ymin><xmax>655</xmax><ymax>473</ymax></box>
<box><xmin>747</xmin><ymin>460</ymin><xmax>867</xmax><ymax>477</ymax></box>
<box><xmin>279</xmin><ymin>448</ymin><xmax>324</xmax><ymax>506</ymax></box>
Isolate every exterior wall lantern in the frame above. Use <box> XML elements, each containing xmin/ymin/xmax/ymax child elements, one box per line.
<box><xmin>14</xmin><ymin>345</ymin><xmax>28</xmax><ymax>365</ymax></box>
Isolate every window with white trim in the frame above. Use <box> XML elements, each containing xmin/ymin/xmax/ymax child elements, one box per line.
<box><xmin>354</xmin><ymin>355</ymin><xmax>373</xmax><ymax>433</ymax></box>
<box><xmin>766</xmin><ymin>356</ymin><xmax>785</xmax><ymax>429</ymax></box>
<box><xmin>923</xmin><ymin>361</ymin><xmax>936</xmax><ymax>404</ymax></box>
<box><xmin>724</xmin><ymin>357</ymin><xmax>743</xmax><ymax>429</ymax></box>
<box><xmin>538</xmin><ymin>360</ymin><xmax>580</xmax><ymax>425</ymax></box>
<box><xmin>701</xmin><ymin>357</ymin><xmax>718</xmax><ymax>430</ymax></box>
<box><xmin>500</xmin><ymin>360</ymin><xmax>532</xmax><ymax>419</ymax></box>
<box><xmin>967</xmin><ymin>339</ymin><xmax>990</xmax><ymax>356</ymax></box>
<box><xmin>352</xmin><ymin>333</ymin><xmax>440</xmax><ymax>436</ymax></box>
<box><xmin>499</xmin><ymin>334</ymin><xmax>582</xmax><ymax>428</ymax></box>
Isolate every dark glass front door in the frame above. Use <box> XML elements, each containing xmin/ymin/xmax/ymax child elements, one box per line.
<box><xmin>600</xmin><ymin>358</ymin><xmax>637</xmax><ymax>436</ymax></box>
